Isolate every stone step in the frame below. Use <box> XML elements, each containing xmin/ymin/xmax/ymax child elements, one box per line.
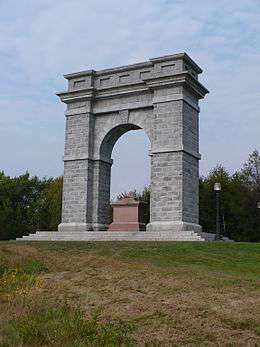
<box><xmin>17</xmin><ymin>230</ymin><xmax>205</xmax><ymax>241</ymax></box>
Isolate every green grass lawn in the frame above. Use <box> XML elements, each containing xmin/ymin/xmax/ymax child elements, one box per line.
<box><xmin>0</xmin><ymin>241</ymin><xmax>260</xmax><ymax>346</ymax></box>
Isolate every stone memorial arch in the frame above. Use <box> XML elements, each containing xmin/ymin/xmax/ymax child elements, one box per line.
<box><xmin>57</xmin><ymin>52</ymin><xmax>208</xmax><ymax>238</ymax></box>
<box><xmin>18</xmin><ymin>53</ymin><xmax>209</xmax><ymax>241</ymax></box>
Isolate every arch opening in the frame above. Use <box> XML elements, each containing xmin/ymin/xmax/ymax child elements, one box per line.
<box><xmin>99</xmin><ymin>124</ymin><xmax>141</xmax><ymax>161</ymax></box>
<box><xmin>99</xmin><ymin>123</ymin><xmax>151</xmax><ymax>228</ymax></box>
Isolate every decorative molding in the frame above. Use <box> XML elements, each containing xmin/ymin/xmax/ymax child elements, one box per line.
<box><xmin>150</xmin><ymin>147</ymin><xmax>201</xmax><ymax>160</ymax></box>
<box><xmin>63</xmin><ymin>155</ymin><xmax>113</xmax><ymax>165</ymax></box>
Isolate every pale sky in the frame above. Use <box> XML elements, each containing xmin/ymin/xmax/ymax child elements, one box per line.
<box><xmin>0</xmin><ymin>0</ymin><xmax>259</xmax><ymax>196</ymax></box>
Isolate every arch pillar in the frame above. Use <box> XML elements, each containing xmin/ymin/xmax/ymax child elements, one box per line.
<box><xmin>91</xmin><ymin>158</ymin><xmax>113</xmax><ymax>231</ymax></box>
<box><xmin>58</xmin><ymin>108</ymin><xmax>95</xmax><ymax>232</ymax></box>
<box><xmin>147</xmin><ymin>93</ymin><xmax>202</xmax><ymax>234</ymax></box>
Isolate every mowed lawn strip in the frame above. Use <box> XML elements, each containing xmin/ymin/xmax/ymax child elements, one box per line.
<box><xmin>0</xmin><ymin>241</ymin><xmax>259</xmax><ymax>346</ymax></box>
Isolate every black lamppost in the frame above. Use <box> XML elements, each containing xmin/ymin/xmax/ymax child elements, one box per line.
<box><xmin>214</xmin><ymin>182</ymin><xmax>222</xmax><ymax>241</ymax></box>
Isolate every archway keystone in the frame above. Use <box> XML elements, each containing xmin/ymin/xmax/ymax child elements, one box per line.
<box><xmin>56</xmin><ymin>53</ymin><xmax>209</xmax><ymax>238</ymax></box>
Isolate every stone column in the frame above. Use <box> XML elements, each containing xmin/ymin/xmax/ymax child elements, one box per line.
<box><xmin>147</xmin><ymin>85</ymin><xmax>202</xmax><ymax>233</ymax></box>
<box><xmin>91</xmin><ymin>159</ymin><xmax>112</xmax><ymax>231</ymax></box>
<box><xmin>56</xmin><ymin>71</ymin><xmax>97</xmax><ymax>233</ymax></box>
<box><xmin>58</xmin><ymin>105</ymin><xmax>95</xmax><ymax>232</ymax></box>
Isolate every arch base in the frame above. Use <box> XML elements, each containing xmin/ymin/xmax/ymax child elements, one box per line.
<box><xmin>58</xmin><ymin>223</ymin><xmax>109</xmax><ymax>232</ymax></box>
<box><xmin>146</xmin><ymin>221</ymin><xmax>202</xmax><ymax>234</ymax></box>
<box><xmin>58</xmin><ymin>223</ymin><xmax>93</xmax><ymax>232</ymax></box>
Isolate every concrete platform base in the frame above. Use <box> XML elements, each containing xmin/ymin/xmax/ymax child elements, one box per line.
<box><xmin>16</xmin><ymin>230</ymin><xmax>205</xmax><ymax>241</ymax></box>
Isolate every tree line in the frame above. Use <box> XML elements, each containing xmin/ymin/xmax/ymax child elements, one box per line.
<box><xmin>0</xmin><ymin>174</ymin><xmax>62</xmax><ymax>240</ymax></box>
<box><xmin>199</xmin><ymin>150</ymin><xmax>260</xmax><ymax>241</ymax></box>
<box><xmin>0</xmin><ymin>150</ymin><xmax>259</xmax><ymax>241</ymax></box>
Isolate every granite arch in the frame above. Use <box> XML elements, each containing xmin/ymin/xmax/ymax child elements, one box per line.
<box><xmin>56</xmin><ymin>53</ymin><xmax>209</xmax><ymax>237</ymax></box>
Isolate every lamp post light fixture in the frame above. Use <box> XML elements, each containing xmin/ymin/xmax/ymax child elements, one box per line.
<box><xmin>257</xmin><ymin>202</ymin><xmax>260</xmax><ymax>209</ymax></box>
<box><xmin>214</xmin><ymin>182</ymin><xmax>222</xmax><ymax>241</ymax></box>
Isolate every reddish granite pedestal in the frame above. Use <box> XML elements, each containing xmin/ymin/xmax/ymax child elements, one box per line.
<box><xmin>108</xmin><ymin>195</ymin><xmax>146</xmax><ymax>231</ymax></box>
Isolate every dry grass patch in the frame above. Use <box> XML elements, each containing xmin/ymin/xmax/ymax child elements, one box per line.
<box><xmin>0</xmin><ymin>241</ymin><xmax>260</xmax><ymax>346</ymax></box>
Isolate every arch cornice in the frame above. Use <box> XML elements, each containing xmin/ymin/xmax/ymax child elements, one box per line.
<box><xmin>57</xmin><ymin>72</ymin><xmax>208</xmax><ymax>105</ymax></box>
<box><xmin>56</xmin><ymin>53</ymin><xmax>209</xmax><ymax>110</ymax></box>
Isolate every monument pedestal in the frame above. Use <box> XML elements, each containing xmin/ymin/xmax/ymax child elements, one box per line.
<box><xmin>108</xmin><ymin>194</ymin><xmax>146</xmax><ymax>232</ymax></box>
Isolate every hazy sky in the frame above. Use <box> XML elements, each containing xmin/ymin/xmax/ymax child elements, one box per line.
<box><xmin>0</xmin><ymin>0</ymin><xmax>259</xmax><ymax>197</ymax></box>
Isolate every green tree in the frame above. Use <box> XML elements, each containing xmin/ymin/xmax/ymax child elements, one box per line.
<box><xmin>0</xmin><ymin>172</ymin><xmax>47</xmax><ymax>240</ymax></box>
<box><xmin>199</xmin><ymin>165</ymin><xmax>231</xmax><ymax>237</ymax></box>
<box><xmin>0</xmin><ymin>173</ymin><xmax>63</xmax><ymax>240</ymax></box>
<box><xmin>37</xmin><ymin>177</ymin><xmax>63</xmax><ymax>231</ymax></box>
<box><xmin>199</xmin><ymin>150</ymin><xmax>260</xmax><ymax>242</ymax></box>
<box><xmin>238</xmin><ymin>150</ymin><xmax>260</xmax><ymax>241</ymax></box>
<box><xmin>241</xmin><ymin>149</ymin><xmax>260</xmax><ymax>189</ymax></box>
